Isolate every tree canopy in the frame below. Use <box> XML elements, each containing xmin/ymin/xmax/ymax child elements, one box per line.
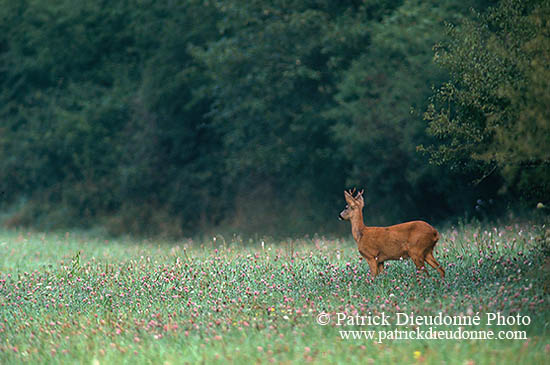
<box><xmin>0</xmin><ymin>0</ymin><xmax>545</xmax><ymax>237</ymax></box>
<box><xmin>421</xmin><ymin>0</ymin><xmax>550</xmax><ymax>200</ymax></box>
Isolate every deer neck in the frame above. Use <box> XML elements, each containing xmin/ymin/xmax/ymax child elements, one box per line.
<box><xmin>350</xmin><ymin>209</ymin><xmax>366</xmax><ymax>243</ymax></box>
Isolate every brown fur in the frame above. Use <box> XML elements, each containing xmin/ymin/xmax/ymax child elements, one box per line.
<box><xmin>340</xmin><ymin>189</ymin><xmax>445</xmax><ymax>278</ymax></box>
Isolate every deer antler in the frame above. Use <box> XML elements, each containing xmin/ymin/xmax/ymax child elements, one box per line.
<box><xmin>345</xmin><ymin>188</ymin><xmax>364</xmax><ymax>202</ymax></box>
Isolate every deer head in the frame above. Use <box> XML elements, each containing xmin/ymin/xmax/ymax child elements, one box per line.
<box><xmin>338</xmin><ymin>188</ymin><xmax>364</xmax><ymax>220</ymax></box>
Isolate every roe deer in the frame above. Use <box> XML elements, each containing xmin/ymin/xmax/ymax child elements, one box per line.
<box><xmin>339</xmin><ymin>189</ymin><xmax>445</xmax><ymax>278</ymax></box>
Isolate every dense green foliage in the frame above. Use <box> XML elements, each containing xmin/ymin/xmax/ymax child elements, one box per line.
<box><xmin>421</xmin><ymin>0</ymin><xmax>550</xmax><ymax>201</ymax></box>
<box><xmin>0</xmin><ymin>0</ymin><xmax>546</xmax><ymax>236</ymax></box>
<box><xmin>1</xmin><ymin>222</ymin><xmax>549</xmax><ymax>362</ymax></box>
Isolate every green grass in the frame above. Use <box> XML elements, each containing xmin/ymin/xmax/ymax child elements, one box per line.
<box><xmin>1</xmin><ymin>221</ymin><xmax>549</xmax><ymax>364</ymax></box>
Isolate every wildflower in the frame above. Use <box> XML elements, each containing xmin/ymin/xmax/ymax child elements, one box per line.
<box><xmin>413</xmin><ymin>351</ymin><xmax>421</xmax><ymax>360</ymax></box>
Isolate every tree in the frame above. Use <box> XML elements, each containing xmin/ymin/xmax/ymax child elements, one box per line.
<box><xmin>0</xmin><ymin>0</ymin><xmax>223</xmax><ymax>234</ymax></box>
<box><xmin>421</xmin><ymin>0</ymin><xmax>550</xmax><ymax>201</ymax></box>
<box><xmin>0</xmin><ymin>0</ymin><xmax>139</xmax><ymax>225</ymax></box>
<box><xmin>191</xmin><ymin>0</ymin><xmax>394</xmax><ymax>232</ymax></box>
<box><xmin>329</xmin><ymin>0</ymin><xmax>487</xmax><ymax>223</ymax></box>
<box><xmin>113</xmin><ymin>0</ymin><xmax>225</xmax><ymax>234</ymax></box>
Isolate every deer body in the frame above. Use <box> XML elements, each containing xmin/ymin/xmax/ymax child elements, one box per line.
<box><xmin>340</xmin><ymin>189</ymin><xmax>445</xmax><ymax>278</ymax></box>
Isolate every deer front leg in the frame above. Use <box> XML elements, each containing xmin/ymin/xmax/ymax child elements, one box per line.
<box><xmin>367</xmin><ymin>258</ymin><xmax>379</xmax><ymax>276</ymax></box>
<box><xmin>377</xmin><ymin>261</ymin><xmax>385</xmax><ymax>274</ymax></box>
<box><xmin>359</xmin><ymin>250</ymin><xmax>379</xmax><ymax>276</ymax></box>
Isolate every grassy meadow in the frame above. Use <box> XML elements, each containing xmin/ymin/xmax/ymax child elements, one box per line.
<box><xmin>1</xmin><ymin>221</ymin><xmax>549</xmax><ymax>364</ymax></box>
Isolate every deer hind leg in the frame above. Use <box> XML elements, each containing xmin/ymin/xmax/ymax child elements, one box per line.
<box><xmin>377</xmin><ymin>261</ymin><xmax>385</xmax><ymax>274</ymax></box>
<box><xmin>411</xmin><ymin>256</ymin><xmax>430</xmax><ymax>276</ymax></box>
<box><xmin>425</xmin><ymin>250</ymin><xmax>445</xmax><ymax>278</ymax></box>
